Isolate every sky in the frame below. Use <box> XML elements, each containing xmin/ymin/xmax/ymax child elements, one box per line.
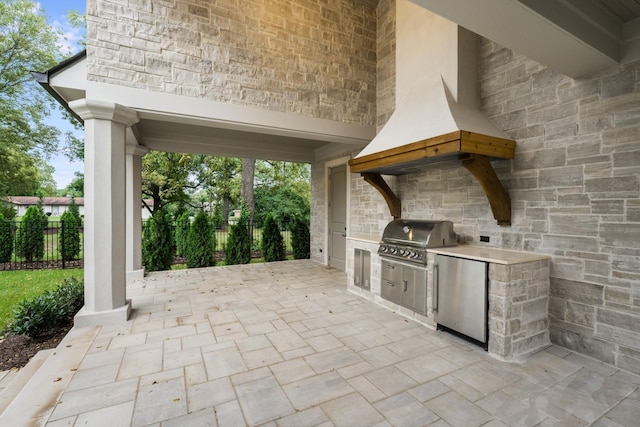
<box><xmin>37</xmin><ymin>0</ymin><xmax>87</xmax><ymax>189</ymax></box>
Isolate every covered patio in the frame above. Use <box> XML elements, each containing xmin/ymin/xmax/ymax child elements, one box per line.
<box><xmin>1</xmin><ymin>260</ymin><xmax>638</xmax><ymax>426</ymax></box>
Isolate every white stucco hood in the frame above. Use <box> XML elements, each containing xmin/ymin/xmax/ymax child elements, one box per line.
<box><xmin>351</xmin><ymin>0</ymin><xmax>513</xmax><ymax>173</ymax></box>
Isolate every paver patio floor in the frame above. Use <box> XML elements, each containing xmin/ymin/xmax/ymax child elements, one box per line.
<box><xmin>1</xmin><ymin>260</ymin><xmax>639</xmax><ymax>426</ymax></box>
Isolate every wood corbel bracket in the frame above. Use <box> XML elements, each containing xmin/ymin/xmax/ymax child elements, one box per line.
<box><xmin>460</xmin><ymin>153</ymin><xmax>511</xmax><ymax>226</ymax></box>
<box><xmin>362</xmin><ymin>172</ymin><xmax>402</xmax><ymax>219</ymax></box>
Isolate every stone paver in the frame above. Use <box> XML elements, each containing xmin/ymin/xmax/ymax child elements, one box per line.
<box><xmin>1</xmin><ymin>260</ymin><xmax>639</xmax><ymax>426</ymax></box>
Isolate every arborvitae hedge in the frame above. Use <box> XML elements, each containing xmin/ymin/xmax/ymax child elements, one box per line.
<box><xmin>261</xmin><ymin>215</ymin><xmax>285</xmax><ymax>262</ymax></box>
<box><xmin>187</xmin><ymin>211</ymin><xmax>215</xmax><ymax>268</ymax></box>
<box><xmin>0</xmin><ymin>212</ymin><xmax>13</xmax><ymax>262</ymax></box>
<box><xmin>175</xmin><ymin>212</ymin><xmax>190</xmax><ymax>258</ymax></box>
<box><xmin>60</xmin><ymin>199</ymin><xmax>81</xmax><ymax>261</ymax></box>
<box><xmin>16</xmin><ymin>205</ymin><xmax>46</xmax><ymax>262</ymax></box>
<box><xmin>225</xmin><ymin>210</ymin><xmax>251</xmax><ymax>265</ymax></box>
<box><xmin>291</xmin><ymin>217</ymin><xmax>310</xmax><ymax>259</ymax></box>
<box><xmin>142</xmin><ymin>209</ymin><xmax>175</xmax><ymax>271</ymax></box>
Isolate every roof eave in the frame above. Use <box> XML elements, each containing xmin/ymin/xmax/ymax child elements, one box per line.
<box><xmin>31</xmin><ymin>50</ymin><xmax>87</xmax><ymax>125</ymax></box>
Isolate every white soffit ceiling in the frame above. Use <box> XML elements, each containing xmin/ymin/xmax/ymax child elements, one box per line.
<box><xmin>410</xmin><ymin>0</ymin><xmax>640</xmax><ymax>78</ymax></box>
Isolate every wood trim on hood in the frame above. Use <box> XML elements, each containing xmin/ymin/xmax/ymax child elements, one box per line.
<box><xmin>348</xmin><ymin>130</ymin><xmax>516</xmax><ymax>226</ymax></box>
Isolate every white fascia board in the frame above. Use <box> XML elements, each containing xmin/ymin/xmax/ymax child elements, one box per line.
<box><xmin>87</xmin><ymin>81</ymin><xmax>375</xmax><ymax>146</ymax></box>
<box><xmin>48</xmin><ymin>57</ymin><xmax>87</xmax><ymax>97</ymax></box>
<box><xmin>409</xmin><ymin>0</ymin><xmax>618</xmax><ymax>78</ymax></box>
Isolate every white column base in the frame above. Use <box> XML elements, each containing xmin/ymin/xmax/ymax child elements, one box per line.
<box><xmin>74</xmin><ymin>301</ymin><xmax>132</xmax><ymax>328</ymax></box>
<box><xmin>126</xmin><ymin>268</ymin><xmax>145</xmax><ymax>281</ymax></box>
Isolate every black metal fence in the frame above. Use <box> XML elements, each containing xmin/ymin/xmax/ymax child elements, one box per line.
<box><xmin>151</xmin><ymin>220</ymin><xmax>294</xmax><ymax>264</ymax></box>
<box><xmin>0</xmin><ymin>220</ymin><xmax>294</xmax><ymax>271</ymax></box>
<box><xmin>0</xmin><ymin>221</ymin><xmax>84</xmax><ymax>271</ymax></box>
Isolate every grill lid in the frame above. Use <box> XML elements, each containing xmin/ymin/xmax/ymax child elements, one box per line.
<box><xmin>380</xmin><ymin>219</ymin><xmax>457</xmax><ymax>248</ymax></box>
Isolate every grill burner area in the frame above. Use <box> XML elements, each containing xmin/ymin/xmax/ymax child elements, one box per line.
<box><xmin>378</xmin><ymin>219</ymin><xmax>457</xmax><ymax>264</ymax></box>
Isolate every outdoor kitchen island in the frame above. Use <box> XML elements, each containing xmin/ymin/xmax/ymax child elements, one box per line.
<box><xmin>347</xmin><ymin>240</ymin><xmax>551</xmax><ymax>361</ymax></box>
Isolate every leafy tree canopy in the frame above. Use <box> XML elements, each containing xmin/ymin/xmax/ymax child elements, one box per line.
<box><xmin>142</xmin><ymin>152</ymin><xmax>200</xmax><ymax>215</ymax></box>
<box><xmin>62</xmin><ymin>172</ymin><xmax>84</xmax><ymax>197</ymax></box>
<box><xmin>0</xmin><ymin>0</ymin><xmax>81</xmax><ymax>196</ymax></box>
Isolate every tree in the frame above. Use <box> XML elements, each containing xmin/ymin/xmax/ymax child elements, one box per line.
<box><xmin>142</xmin><ymin>152</ymin><xmax>203</xmax><ymax>215</ymax></box>
<box><xmin>63</xmin><ymin>172</ymin><xmax>84</xmax><ymax>197</ymax></box>
<box><xmin>0</xmin><ymin>212</ymin><xmax>13</xmax><ymax>262</ymax></box>
<box><xmin>225</xmin><ymin>207</ymin><xmax>251</xmax><ymax>265</ymax></box>
<box><xmin>241</xmin><ymin>158</ymin><xmax>256</xmax><ymax>222</ymax></box>
<box><xmin>255</xmin><ymin>185</ymin><xmax>310</xmax><ymax>228</ymax></box>
<box><xmin>291</xmin><ymin>217</ymin><xmax>310</xmax><ymax>259</ymax></box>
<box><xmin>254</xmin><ymin>161</ymin><xmax>310</xmax><ymax>226</ymax></box>
<box><xmin>59</xmin><ymin>199</ymin><xmax>81</xmax><ymax>261</ymax></box>
<box><xmin>193</xmin><ymin>156</ymin><xmax>240</xmax><ymax>222</ymax></box>
<box><xmin>261</xmin><ymin>215</ymin><xmax>285</xmax><ymax>262</ymax></box>
<box><xmin>187</xmin><ymin>211</ymin><xmax>214</xmax><ymax>268</ymax></box>
<box><xmin>0</xmin><ymin>0</ymin><xmax>78</xmax><ymax>196</ymax></box>
<box><xmin>142</xmin><ymin>209</ymin><xmax>175</xmax><ymax>271</ymax></box>
<box><xmin>174</xmin><ymin>211</ymin><xmax>190</xmax><ymax>258</ymax></box>
<box><xmin>16</xmin><ymin>205</ymin><xmax>46</xmax><ymax>262</ymax></box>
<box><xmin>0</xmin><ymin>200</ymin><xmax>16</xmax><ymax>220</ymax></box>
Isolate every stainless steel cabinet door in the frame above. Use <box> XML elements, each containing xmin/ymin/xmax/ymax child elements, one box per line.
<box><xmin>402</xmin><ymin>267</ymin><xmax>427</xmax><ymax>315</ymax></box>
<box><xmin>434</xmin><ymin>255</ymin><xmax>487</xmax><ymax>342</ymax></box>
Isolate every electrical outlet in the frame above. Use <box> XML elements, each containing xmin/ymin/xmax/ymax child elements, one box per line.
<box><xmin>480</xmin><ymin>235</ymin><xmax>490</xmax><ymax>242</ymax></box>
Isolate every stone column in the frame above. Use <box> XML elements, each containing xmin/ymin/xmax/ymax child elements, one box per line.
<box><xmin>126</xmin><ymin>144</ymin><xmax>148</xmax><ymax>280</ymax></box>
<box><xmin>69</xmin><ymin>99</ymin><xmax>139</xmax><ymax>327</ymax></box>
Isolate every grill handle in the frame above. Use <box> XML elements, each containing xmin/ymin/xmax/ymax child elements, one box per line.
<box><xmin>432</xmin><ymin>263</ymin><xmax>439</xmax><ymax>312</ymax></box>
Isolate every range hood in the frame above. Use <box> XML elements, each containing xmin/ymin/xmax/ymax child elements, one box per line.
<box><xmin>349</xmin><ymin>0</ymin><xmax>515</xmax><ymax>225</ymax></box>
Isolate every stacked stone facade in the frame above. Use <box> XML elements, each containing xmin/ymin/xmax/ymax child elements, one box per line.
<box><xmin>488</xmin><ymin>259</ymin><xmax>551</xmax><ymax>360</ymax></box>
<box><xmin>86</xmin><ymin>0</ymin><xmax>377</xmax><ymax>125</ymax></box>
<box><xmin>346</xmin><ymin>18</ymin><xmax>640</xmax><ymax>371</ymax></box>
<box><xmin>87</xmin><ymin>0</ymin><xmax>639</xmax><ymax>372</ymax></box>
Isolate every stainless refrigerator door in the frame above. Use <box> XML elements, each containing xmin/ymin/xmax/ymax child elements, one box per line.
<box><xmin>434</xmin><ymin>255</ymin><xmax>487</xmax><ymax>342</ymax></box>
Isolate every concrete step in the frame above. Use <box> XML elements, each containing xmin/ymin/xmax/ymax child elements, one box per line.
<box><xmin>0</xmin><ymin>326</ymin><xmax>100</xmax><ymax>426</ymax></box>
<box><xmin>0</xmin><ymin>349</ymin><xmax>56</xmax><ymax>415</ymax></box>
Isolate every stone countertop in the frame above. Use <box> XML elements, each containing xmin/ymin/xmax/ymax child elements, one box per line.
<box><xmin>428</xmin><ymin>245</ymin><xmax>550</xmax><ymax>265</ymax></box>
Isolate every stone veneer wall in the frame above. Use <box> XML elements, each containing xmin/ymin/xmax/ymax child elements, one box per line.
<box><xmin>488</xmin><ymin>259</ymin><xmax>551</xmax><ymax>360</ymax></box>
<box><xmin>310</xmin><ymin>0</ymin><xmax>396</xmax><ymax>260</ymax></box>
<box><xmin>349</xmin><ymin>23</ymin><xmax>640</xmax><ymax>372</ymax></box>
<box><xmin>348</xmin><ymin>0</ymin><xmax>397</xmax><ymax>242</ymax></box>
<box><xmin>86</xmin><ymin>0</ymin><xmax>376</xmax><ymax>125</ymax></box>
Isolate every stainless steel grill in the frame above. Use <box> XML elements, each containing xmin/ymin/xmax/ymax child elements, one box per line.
<box><xmin>378</xmin><ymin>219</ymin><xmax>457</xmax><ymax>264</ymax></box>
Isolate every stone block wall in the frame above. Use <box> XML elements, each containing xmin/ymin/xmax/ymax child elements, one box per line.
<box><xmin>488</xmin><ymin>260</ymin><xmax>551</xmax><ymax>360</ymax></box>
<box><xmin>349</xmin><ymin>24</ymin><xmax>640</xmax><ymax>372</ymax></box>
<box><xmin>86</xmin><ymin>0</ymin><xmax>376</xmax><ymax>125</ymax></box>
<box><xmin>346</xmin><ymin>0</ymin><xmax>396</xmax><ymax>242</ymax></box>
<box><xmin>310</xmin><ymin>0</ymin><xmax>396</xmax><ymax>252</ymax></box>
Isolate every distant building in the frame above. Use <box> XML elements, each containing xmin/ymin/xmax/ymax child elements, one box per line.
<box><xmin>4</xmin><ymin>196</ymin><xmax>153</xmax><ymax>220</ymax></box>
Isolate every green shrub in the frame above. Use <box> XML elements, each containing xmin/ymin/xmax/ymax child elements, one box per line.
<box><xmin>0</xmin><ymin>201</ymin><xmax>16</xmax><ymax>220</ymax></box>
<box><xmin>0</xmin><ymin>212</ymin><xmax>13</xmax><ymax>262</ymax></box>
<box><xmin>6</xmin><ymin>277</ymin><xmax>84</xmax><ymax>338</ymax></box>
<box><xmin>187</xmin><ymin>211</ymin><xmax>214</xmax><ymax>268</ymax></box>
<box><xmin>225</xmin><ymin>208</ymin><xmax>251</xmax><ymax>265</ymax></box>
<box><xmin>60</xmin><ymin>202</ymin><xmax>81</xmax><ymax>261</ymax></box>
<box><xmin>291</xmin><ymin>217</ymin><xmax>310</xmax><ymax>259</ymax></box>
<box><xmin>175</xmin><ymin>212</ymin><xmax>190</xmax><ymax>257</ymax></box>
<box><xmin>208</xmin><ymin>215</ymin><xmax>218</xmax><ymax>251</ymax></box>
<box><xmin>261</xmin><ymin>215</ymin><xmax>285</xmax><ymax>262</ymax></box>
<box><xmin>16</xmin><ymin>205</ymin><xmax>46</xmax><ymax>262</ymax></box>
<box><xmin>142</xmin><ymin>209</ymin><xmax>175</xmax><ymax>272</ymax></box>
<box><xmin>211</xmin><ymin>204</ymin><xmax>225</xmax><ymax>229</ymax></box>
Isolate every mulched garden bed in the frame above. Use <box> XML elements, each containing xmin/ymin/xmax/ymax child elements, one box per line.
<box><xmin>0</xmin><ymin>326</ymin><xmax>71</xmax><ymax>371</ymax></box>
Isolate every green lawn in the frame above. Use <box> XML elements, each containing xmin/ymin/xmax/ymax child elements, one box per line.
<box><xmin>0</xmin><ymin>269</ymin><xmax>83</xmax><ymax>331</ymax></box>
